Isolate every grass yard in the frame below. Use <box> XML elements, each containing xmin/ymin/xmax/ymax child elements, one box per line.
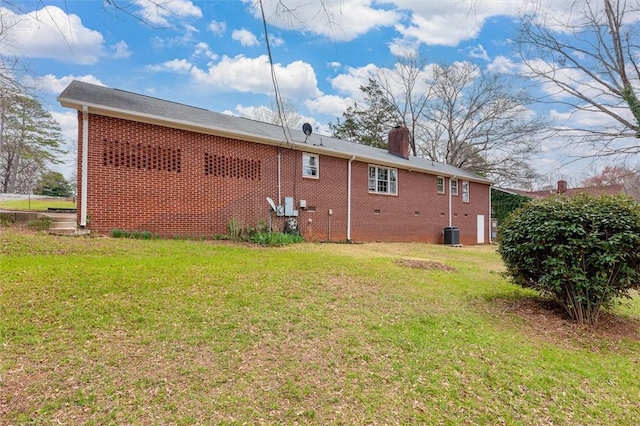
<box><xmin>1</xmin><ymin>227</ymin><xmax>639</xmax><ymax>425</ymax></box>
<box><xmin>0</xmin><ymin>199</ymin><xmax>76</xmax><ymax>212</ymax></box>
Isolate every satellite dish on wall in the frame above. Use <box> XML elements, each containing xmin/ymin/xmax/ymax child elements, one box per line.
<box><xmin>266</xmin><ymin>197</ymin><xmax>277</xmax><ymax>212</ymax></box>
<box><xmin>302</xmin><ymin>123</ymin><xmax>313</xmax><ymax>136</ymax></box>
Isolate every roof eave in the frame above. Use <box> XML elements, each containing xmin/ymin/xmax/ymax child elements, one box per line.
<box><xmin>58</xmin><ymin>97</ymin><xmax>493</xmax><ymax>185</ymax></box>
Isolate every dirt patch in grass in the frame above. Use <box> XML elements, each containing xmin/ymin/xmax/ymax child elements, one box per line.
<box><xmin>394</xmin><ymin>258</ymin><xmax>457</xmax><ymax>272</ymax></box>
<box><xmin>496</xmin><ymin>297</ymin><xmax>640</xmax><ymax>347</ymax></box>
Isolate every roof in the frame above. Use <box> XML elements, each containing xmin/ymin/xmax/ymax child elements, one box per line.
<box><xmin>58</xmin><ymin>80</ymin><xmax>491</xmax><ymax>184</ymax></box>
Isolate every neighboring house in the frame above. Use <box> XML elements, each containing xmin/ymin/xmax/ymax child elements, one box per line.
<box><xmin>58</xmin><ymin>80</ymin><xmax>493</xmax><ymax>244</ymax></box>
<box><xmin>492</xmin><ymin>180</ymin><xmax>628</xmax><ymax>227</ymax></box>
<box><xmin>508</xmin><ymin>180</ymin><xmax>627</xmax><ymax>199</ymax></box>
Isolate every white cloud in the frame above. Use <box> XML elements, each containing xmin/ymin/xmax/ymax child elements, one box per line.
<box><xmin>148</xmin><ymin>59</ymin><xmax>193</xmax><ymax>73</ymax></box>
<box><xmin>487</xmin><ymin>55</ymin><xmax>518</xmax><ymax>74</ymax></box>
<box><xmin>388</xmin><ymin>38</ymin><xmax>419</xmax><ymax>58</ymax></box>
<box><xmin>111</xmin><ymin>41</ymin><xmax>131</xmax><ymax>59</ymax></box>
<box><xmin>50</xmin><ymin>110</ymin><xmax>81</xmax><ymax>177</ymax></box>
<box><xmin>268</xmin><ymin>34</ymin><xmax>285</xmax><ymax>47</ymax></box>
<box><xmin>327</xmin><ymin>62</ymin><xmax>341</xmax><ymax>71</ymax></box>
<box><xmin>134</xmin><ymin>0</ymin><xmax>202</xmax><ymax>26</ymax></box>
<box><xmin>459</xmin><ymin>44</ymin><xmax>490</xmax><ymax>61</ymax></box>
<box><xmin>245</xmin><ymin>0</ymin><xmax>400</xmax><ymax>42</ymax></box>
<box><xmin>304</xmin><ymin>95</ymin><xmax>352</xmax><ymax>118</ymax></box>
<box><xmin>232</xmin><ymin>29</ymin><xmax>260</xmax><ymax>47</ymax></box>
<box><xmin>208</xmin><ymin>20</ymin><xmax>226</xmax><ymax>36</ymax></box>
<box><xmin>387</xmin><ymin>1</ymin><xmax>520</xmax><ymax>47</ymax></box>
<box><xmin>329</xmin><ymin>64</ymin><xmax>379</xmax><ymax>99</ymax></box>
<box><xmin>193</xmin><ymin>42</ymin><xmax>218</xmax><ymax>60</ymax></box>
<box><xmin>0</xmin><ymin>6</ymin><xmax>104</xmax><ymax>64</ymax></box>
<box><xmin>51</xmin><ymin>111</ymin><xmax>80</xmax><ymax>145</ymax></box>
<box><xmin>152</xmin><ymin>24</ymin><xmax>199</xmax><ymax>47</ymax></box>
<box><xmin>191</xmin><ymin>54</ymin><xmax>322</xmax><ymax>100</ymax></box>
<box><xmin>27</xmin><ymin>74</ymin><xmax>106</xmax><ymax>94</ymax></box>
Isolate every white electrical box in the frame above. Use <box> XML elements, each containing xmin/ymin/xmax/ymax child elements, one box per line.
<box><xmin>299</xmin><ymin>199</ymin><xmax>307</xmax><ymax>209</ymax></box>
<box><xmin>284</xmin><ymin>197</ymin><xmax>299</xmax><ymax>217</ymax></box>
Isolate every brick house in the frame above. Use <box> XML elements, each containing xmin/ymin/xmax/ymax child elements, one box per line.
<box><xmin>58</xmin><ymin>80</ymin><xmax>493</xmax><ymax>244</ymax></box>
<box><xmin>507</xmin><ymin>180</ymin><xmax>627</xmax><ymax>199</ymax></box>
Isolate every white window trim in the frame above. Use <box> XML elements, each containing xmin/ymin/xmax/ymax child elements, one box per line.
<box><xmin>368</xmin><ymin>164</ymin><xmax>398</xmax><ymax>195</ymax></box>
<box><xmin>437</xmin><ymin>176</ymin><xmax>445</xmax><ymax>194</ymax></box>
<box><xmin>451</xmin><ymin>178</ymin><xmax>458</xmax><ymax>196</ymax></box>
<box><xmin>462</xmin><ymin>180</ymin><xmax>470</xmax><ymax>203</ymax></box>
<box><xmin>302</xmin><ymin>153</ymin><xmax>319</xmax><ymax>179</ymax></box>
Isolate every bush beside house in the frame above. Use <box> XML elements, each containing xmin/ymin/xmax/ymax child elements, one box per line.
<box><xmin>498</xmin><ymin>194</ymin><xmax>640</xmax><ymax>326</ymax></box>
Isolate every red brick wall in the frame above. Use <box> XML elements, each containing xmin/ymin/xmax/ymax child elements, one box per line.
<box><xmin>77</xmin><ymin>113</ymin><xmax>490</xmax><ymax>243</ymax></box>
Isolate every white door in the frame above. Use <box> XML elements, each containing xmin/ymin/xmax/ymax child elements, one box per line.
<box><xmin>477</xmin><ymin>215</ymin><xmax>485</xmax><ymax>244</ymax></box>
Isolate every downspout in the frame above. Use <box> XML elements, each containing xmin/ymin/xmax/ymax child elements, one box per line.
<box><xmin>277</xmin><ymin>147</ymin><xmax>282</xmax><ymax>205</ymax></box>
<box><xmin>346</xmin><ymin>156</ymin><xmax>355</xmax><ymax>242</ymax></box>
<box><xmin>80</xmin><ymin>105</ymin><xmax>89</xmax><ymax>228</ymax></box>
<box><xmin>448</xmin><ymin>175</ymin><xmax>456</xmax><ymax>227</ymax></box>
<box><xmin>488</xmin><ymin>184</ymin><xmax>492</xmax><ymax>244</ymax></box>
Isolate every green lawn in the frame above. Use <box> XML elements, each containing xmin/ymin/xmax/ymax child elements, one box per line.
<box><xmin>2</xmin><ymin>227</ymin><xmax>639</xmax><ymax>425</ymax></box>
<box><xmin>0</xmin><ymin>198</ymin><xmax>76</xmax><ymax>211</ymax></box>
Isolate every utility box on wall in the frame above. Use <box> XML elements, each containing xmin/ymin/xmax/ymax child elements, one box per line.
<box><xmin>284</xmin><ymin>197</ymin><xmax>299</xmax><ymax>217</ymax></box>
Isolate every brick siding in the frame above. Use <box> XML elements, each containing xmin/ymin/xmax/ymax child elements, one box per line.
<box><xmin>77</xmin><ymin>113</ymin><xmax>490</xmax><ymax>244</ymax></box>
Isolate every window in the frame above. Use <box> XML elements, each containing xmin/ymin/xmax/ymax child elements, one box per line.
<box><xmin>451</xmin><ymin>178</ymin><xmax>458</xmax><ymax>196</ymax></box>
<box><xmin>302</xmin><ymin>153</ymin><xmax>319</xmax><ymax>178</ymax></box>
<box><xmin>437</xmin><ymin>176</ymin><xmax>445</xmax><ymax>194</ymax></box>
<box><xmin>462</xmin><ymin>181</ymin><xmax>470</xmax><ymax>203</ymax></box>
<box><xmin>368</xmin><ymin>165</ymin><xmax>397</xmax><ymax>195</ymax></box>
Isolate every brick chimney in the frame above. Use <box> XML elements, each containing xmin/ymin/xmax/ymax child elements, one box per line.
<box><xmin>557</xmin><ymin>180</ymin><xmax>568</xmax><ymax>194</ymax></box>
<box><xmin>388</xmin><ymin>126</ymin><xmax>410</xmax><ymax>159</ymax></box>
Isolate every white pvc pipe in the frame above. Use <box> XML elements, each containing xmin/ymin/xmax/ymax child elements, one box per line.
<box><xmin>80</xmin><ymin>105</ymin><xmax>88</xmax><ymax>227</ymax></box>
<box><xmin>488</xmin><ymin>185</ymin><xmax>492</xmax><ymax>244</ymax></box>
<box><xmin>448</xmin><ymin>176</ymin><xmax>456</xmax><ymax>228</ymax></box>
<box><xmin>277</xmin><ymin>147</ymin><xmax>282</xmax><ymax>205</ymax></box>
<box><xmin>347</xmin><ymin>156</ymin><xmax>355</xmax><ymax>242</ymax></box>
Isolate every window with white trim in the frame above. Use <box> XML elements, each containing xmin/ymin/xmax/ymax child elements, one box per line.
<box><xmin>302</xmin><ymin>153</ymin><xmax>319</xmax><ymax>178</ymax></box>
<box><xmin>462</xmin><ymin>180</ymin><xmax>470</xmax><ymax>203</ymax></box>
<box><xmin>368</xmin><ymin>165</ymin><xmax>397</xmax><ymax>195</ymax></box>
<box><xmin>437</xmin><ymin>176</ymin><xmax>445</xmax><ymax>194</ymax></box>
<box><xmin>451</xmin><ymin>178</ymin><xmax>458</xmax><ymax>196</ymax></box>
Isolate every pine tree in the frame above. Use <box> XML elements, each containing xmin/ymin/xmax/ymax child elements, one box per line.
<box><xmin>0</xmin><ymin>90</ymin><xmax>66</xmax><ymax>193</ymax></box>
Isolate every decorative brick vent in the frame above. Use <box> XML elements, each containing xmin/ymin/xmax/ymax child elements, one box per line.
<box><xmin>204</xmin><ymin>153</ymin><xmax>261</xmax><ymax>181</ymax></box>
<box><xmin>102</xmin><ymin>139</ymin><xmax>181</xmax><ymax>172</ymax></box>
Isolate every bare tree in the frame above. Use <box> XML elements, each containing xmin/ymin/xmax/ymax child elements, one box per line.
<box><xmin>420</xmin><ymin>62</ymin><xmax>544</xmax><ymax>185</ymax></box>
<box><xmin>375</xmin><ymin>54</ymin><xmax>431</xmax><ymax>156</ymax></box>
<box><xmin>332</xmin><ymin>59</ymin><xmax>545</xmax><ymax>185</ymax></box>
<box><xmin>516</xmin><ymin>0</ymin><xmax>640</xmax><ymax>159</ymax></box>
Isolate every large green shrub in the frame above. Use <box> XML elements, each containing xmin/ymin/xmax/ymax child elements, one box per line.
<box><xmin>498</xmin><ymin>194</ymin><xmax>640</xmax><ymax>326</ymax></box>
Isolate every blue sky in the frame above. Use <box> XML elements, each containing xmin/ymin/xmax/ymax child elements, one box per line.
<box><xmin>2</xmin><ymin>0</ymin><xmax>630</xmax><ymax>185</ymax></box>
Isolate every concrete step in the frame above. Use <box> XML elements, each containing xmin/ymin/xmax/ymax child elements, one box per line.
<box><xmin>49</xmin><ymin>228</ymin><xmax>78</xmax><ymax>236</ymax></box>
<box><xmin>45</xmin><ymin>214</ymin><xmax>88</xmax><ymax>236</ymax></box>
<box><xmin>49</xmin><ymin>221</ymin><xmax>77</xmax><ymax>229</ymax></box>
